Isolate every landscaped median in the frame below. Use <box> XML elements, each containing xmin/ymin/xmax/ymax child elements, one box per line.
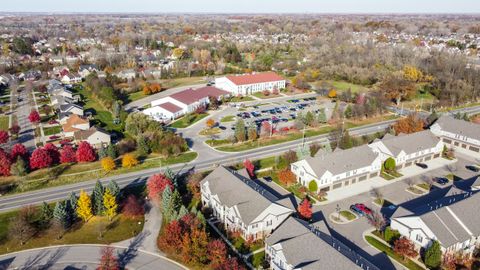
<box><xmin>364</xmin><ymin>235</ymin><xmax>424</xmax><ymax>270</ymax></box>
<box><xmin>169</xmin><ymin>113</ymin><xmax>208</xmax><ymax>128</ymax></box>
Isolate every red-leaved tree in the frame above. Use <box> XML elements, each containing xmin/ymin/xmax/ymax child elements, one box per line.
<box><xmin>243</xmin><ymin>159</ymin><xmax>255</xmax><ymax>179</ymax></box>
<box><xmin>122</xmin><ymin>195</ymin><xmax>144</xmax><ymax>219</ymax></box>
<box><xmin>44</xmin><ymin>143</ymin><xmax>60</xmax><ymax>165</ymax></box>
<box><xmin>0</xmin><ymin>130</ymin><xmax>9</xmax><ymax>144</ymax></box>
<box><xmin>147</xmin><ymin>173</ymin><xmax>173</xmax><ymax>204</ymax></box>
<box><xmin>298</xmin><ymin>198</ymin><xmax>312</xmax><ymax>220</ymax></box>
<box><xmin>157</xmin><ymin>220</ymin><xmax>183</xmax><ymax>254</ymax></box>
<box><xmin>97</xmin><ymin>246</ymin><xmax>119</xmax><ymax>270</ymax></box>
<box><xmin>207</xmin><ymin>239</ymin><xmax>227</xmax><ymax>268</ymax></box>
<box><xmin>29</xmin><ymin>148</ymin><xmax>53</xmax><ymax>169</ymax></box>
<box><xmin>60</xmin><ymin>145</ymin><xmax>76</xmax><ymax>163</ymax></box>
<box><xmin>0</xmin><ymin>148</ymin><xmax>11</xmax><ymax>176</ymax></box>
<box><xmin>11</xmin><ymin>143</ymin><xmax>28</xmax><ymax>160</ymax></box>
<box><xmin>28</xmin><ymin>110</ymin><xmax>41</xmax><ymax>124</ymax></box>
<box><xmin>215</xmin><ymin>257</ymin><xmax>245</xmax><ymax>270</ymax></box>
<box><xmin>76</xmin><ymin>141</ymin><xmax>96</xmax><ymax>162</ymax></box>
<box><xmin>394</xmin><ymin>237</ymin><xmax>418</xmax><ymax>261</ymax></box>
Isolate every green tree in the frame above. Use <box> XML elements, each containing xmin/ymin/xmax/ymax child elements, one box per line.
<box><xmin>107</xmin><ymin>180</ymin><xmax>120</xmax><ymax>199</ymax></box>
<box><xmin>339</xmin><ymin>130</ymin><xmax>354</xmax><ymax>149</ymax></box>
<box><xmin>384</xmin><ymin>157</ymin><xmax>396</xmax><ymax>172</ymax></box>
<box><xmin>107</xmin><ymin>144</ymin><xmax>118</xmax><ymax>159</ymax></box>
<box><xmin>305</xmin><ymin>111</ymin><xmax>315</xmax><ymax>126</ymax></box>
<box><xmin>384</xmin><ymin>226</ymin><xmax>401</xmax><ymax>244</ymax></box>
<box><xmin>161</xmin><ymin>186</ymin><xmax>173</xmax><ymax>221</ymax></box>
<box><xmin>91</xmin><ymin>180</ymin><xmax>105</xmax><ymax>215</ymax></box>
<box><xmin>98</xmin><ymin>144</ymin><xmax>107</xmax><ymax>159</ymax></box>
<box><xmin>344</xmin><ymin>105</ymin><xmax>353</xmax><ymax>119</ymax></box>
<box><xmin>10</xmin><ymin>156</ymin><xmax>28</xmax><ymax>176</ymax></box>
<box><xmin>136</xmin><ymin>135</ymin><xmax>150</xmax><ymax>156</ymax></box>
<box><xmin>68</xmin><ymin>192</ymin><xmax>78</xmax><ymax>213</ymax></box>
<box><xmin>41</xmin><ymin>202</ymin><xmax>53</xmax><ymax>225</ymax></box>
<box><xmin>317</xmin><ymin>108</ymin><xmax>327</xmax><ymax>123</ymax></box>
<box><xmin>424</xmin><ymin>240</ymin><xmax>442</xmax><ymax>269</ymax></box>
<box><xmin>53</xmin><ymin>201</ymin><xmax>69</xmax><ymax>229</ymax></box>
<box><xmin>177</xmin><ymin>205</ymin><xmax>189</xmax><ymax>220</ymax></box>
<box><xmin>308</xmin><ymin>180</ymin><xmax>318</xmax><ymax>192</ymax></box>
<box><xmin>234</xmin><ymin>119</ymin><xmax>246</xmax><ymax>142</ymax></box>
<box><xmin>164</xmin><ymin>167</ymin><xmax>177</xmax><ymax>188</ymax></box>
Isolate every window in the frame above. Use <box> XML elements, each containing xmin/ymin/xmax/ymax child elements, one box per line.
<box><xmin>416</xmin><ymin>234</ymin><xmax>423</xmax><ymax>243</ymax></box>
<box><xmin>266</xmin><ymin>220</ymin><xmax>272</xmax><ymax>226</ymax></box>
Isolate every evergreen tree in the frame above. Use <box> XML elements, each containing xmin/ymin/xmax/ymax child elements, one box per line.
<box><xmin>98</xmin><ymin>144</ymin><xmax>107</xmax><ymax>159</ymax></box>
<box><xmin>53</xmin><ymin>201</ymin><xmax>69</xmax><ymax>229</ymax></box>
<box><xmin>338</xmin><ymin>130</ymin><xmax>354</xmax><ymax>149</ymax></box>
<box><xmin>91</xmin><ymin>180</ymin><xmax>105</xmax><ymax>215</ymax></box>
<box><xmin>161</xmin><ymin>186</ymin><xmax>173</xmax><ymax>221</ymax></box>
<box><xmin>296</xmin><ymin>145</ymin><xmax>309</xmax><ymax>160</ymax></box>
<box><xmin>106</xmin><ymin>144</ymin><xmax>118</xmax><ymax>159</ymax></box>
<box><xmin>136</xmin><ymin>135</ymin><xmax>150</xmax><ymax>156</ymax></box>
<box><xmin>107</xmin><ymin>180</ymin><xmax>120</xmax><ymax>200</ymax></box>
<box><xmin>177</xmin><ymin>205</ymin><xmax>189</xmax><ymax>220</ymax></box>
<box><xmin>164</xmin><ymin>167</ymin><xmax>177</xmax><ymax>188</ymax></box>
<box><xmin>234</xmin><ymin>118</ymin><xmax>246</xmax><ymax>142</ymax></box>
<box><xmin>304</xmin><ymin>111</ymin><xmax>315</xmax><ymax>126</ymax></box>
<box><xmin>41</xmin><ymin>201</ymin><xmax>53</xmax><ymax>225</ymax></box>
<box><xmin>68</xmin><ymin>192</ymin><xmax>78</xmax><ymax>212</ymax></box>
<box><xmin>196</xmin><ymin>211</ymin><xmax>206</xmax><ymax>226</ymax></box>
<box><xmin>317</xmin><ymin>108</ymin><xmax>327</xmax><ymax>123</ymax></box>
<box><xmin>171</xmin><ymin>190</ymin><xmax>182</xmax><ymax>213</ymax></box>
<box><xmin>11</xmin><ymin>156</ymin><xmax>28</xmax><ymax>176</ymax></box>
<box><xmin>344</xmin><ymin>105</ymin><xmax>353</xmax><ymax>119</ymax></box>
<box><xmin>324</xmin><ymin>141</ymin><xmax>332</xmax><ymax>153</ymax></box>
<box><xmin>424</xmin><ymin>240</ymin><xmax>442</xmax><ymax>269</ymax></box>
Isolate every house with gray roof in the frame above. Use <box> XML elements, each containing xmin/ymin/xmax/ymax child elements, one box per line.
<box><xmin>391</xmin><ymin>187</ymin><xmax>480</xmax><ymax>254</ymax></box>
<box><xmin>430</xmin><ymin>115</ymin><xmax>480</xmax><ymax>154</ymax></box>
<box><xmin>200</xmin><ymin>166</ymin><xmax>294</xmax><ymax>240</ymax></box>
<box><xmin>265</xmin><ymin>217</ymin><xmax>377</xmax><ymax>270</ymax></box>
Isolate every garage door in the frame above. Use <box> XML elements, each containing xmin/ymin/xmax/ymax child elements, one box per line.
<box><xmin>370</xmin><ymin>172</ymin><xmax>378</xmax><ymax>178</ymax></box>
<box><xmin>433</xmin><ymin>154</ymin><xmax>440</xmax><ymax>158</ymax></box>
<box><xmin>443</xmin><ymin>138</ymin><xmax>452</xmax><ymax>144</ymax></box>
<box><xmin>405</xmin><ymin>162</ymin><xmax>412</xmax><ymax>167</ymax></box>
<box><xmin>359</xmin><ymin>175</ymin><xmax>367</xmax><ymax>181</ymax></box>
<box><xmin>425</xmin><ymin>156</ymin><xmax>431</xmax><ymax>161</ymax></box>
<box><xmin>333</xmin><ymin>183</ymin><xmax>342</xmax><ymax>189</ymax></box>
<box><xmin>469</xmin><ymin>146</ymin><xmax>480</xmax><ymax>152</ymax></box>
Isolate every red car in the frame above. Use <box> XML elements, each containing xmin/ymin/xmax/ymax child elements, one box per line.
<box><xmin>354</xmin><ymin>203</ymin><xmax>372</xmax><ymax>216</ymax></box>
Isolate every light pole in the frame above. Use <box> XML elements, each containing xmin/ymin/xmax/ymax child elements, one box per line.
<box><xmin>336</xmin><ymin>204</ymin><xmax>341</xmax><ymax>220</ymax></box>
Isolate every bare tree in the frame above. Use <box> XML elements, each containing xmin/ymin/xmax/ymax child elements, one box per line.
<box><xmin>9</xmin><ymin>206</ymin><xmax>36</xmax><ymax>245</ymax></box>
<box><xmin>405</xmin><ymin>178</ymin><xmax>416</xmax><ymax>188</ymax></box>
<box><xmin>370</xmin><ymin>187</ymin><xmax>384</xmax><ymax>204</ymax></box>
<box><xmin>368</xmin><ymin>210</ymin><xmax>386</xmax><ymax>232</ymax></box>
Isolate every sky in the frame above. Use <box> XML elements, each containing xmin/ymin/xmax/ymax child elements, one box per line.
<box><xmin>1</xmin><ymin>0</ymin><xmax>480</xmax><ymax>14</ymax></box>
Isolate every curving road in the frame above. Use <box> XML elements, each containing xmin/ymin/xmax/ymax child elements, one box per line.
<box><xmin>0</xmin><ymin>244</ymin><xmax>186</xmax><ymax>270</ymax></box>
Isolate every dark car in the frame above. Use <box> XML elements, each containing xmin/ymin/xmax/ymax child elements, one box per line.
<box><xmin>466</xmin><ymin>165</ymin><xmax>480</xmax><ymax>172</ymax></box>
<box><xmin>434</xmin><ymin>177</ymin><xmax>449</xmax><ymax>185</ymax></box>
<box><xmin>219</xmin><ymin>126</ymin><xmax>226</xmax><ymax>130</ymax></box>
<box><xmin>349</xmin><ymin>205</ymin><xmax>364</xmax><ymax>216</ymax></box>
<box><xmin>354</xmin><ymin>203</ymin><xmax>372</xmax><ymax>216</ymax></box>
<box><xmin>415</xmin><ymin>163</ymin><xmax>428</xmax><ymax>169</ymax></box>
<box><xmin>17</xmin><ymin>98</ymin><xmax>23</xmax><ymax>102</ymax></box>
<box><xmin>264</xmin><ymin>176</ymin><xmax>273</xmax><ymax>182</ymax></box>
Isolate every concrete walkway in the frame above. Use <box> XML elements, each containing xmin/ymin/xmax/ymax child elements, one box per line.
<box><xmin>321</xmin><ymin>157</ymin><xmax>457</xmax><ymax>205</ymax></box>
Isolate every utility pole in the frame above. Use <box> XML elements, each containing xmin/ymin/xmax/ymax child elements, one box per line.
<box><xmin>302</xmin><ymin>124</ymin><xmax>306</xmax><ymax>147</ymax></box>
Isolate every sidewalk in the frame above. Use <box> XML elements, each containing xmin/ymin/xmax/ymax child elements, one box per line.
<box><xmin>320</xmin><ymin>157</ymin><xmax>457</xmax><ymax>205</ymax></box>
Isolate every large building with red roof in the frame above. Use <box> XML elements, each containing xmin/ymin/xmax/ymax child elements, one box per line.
<box><xmin>143</xmin><ymin>86</ymin><xmax>230</xmax><ymax>122</ymax></box>
<box><xmin>215</xmin><ymin>72</ymin><xmax>286</xmax><ymax>95</ymax></box>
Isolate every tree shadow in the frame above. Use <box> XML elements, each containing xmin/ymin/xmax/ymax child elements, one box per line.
<box><xmin>117</xmin><ymin>231</ymin><xmax>149</xmax><ymax>268</ymax></box>
<box><xmin>21</xmin><ymin>247</ymin><xmax>69</xmax><ymax>270</ymax></box>
<box><xmin>0</xmin><ymin>257</ymin><xmax>14</xmax><ymax>270</ymax></box>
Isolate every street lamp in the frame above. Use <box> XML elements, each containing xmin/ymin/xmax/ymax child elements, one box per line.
<box><xmin>336</xmin><ymin>204</ymin><xmax>341</xmax><ymax>220</ymax></box>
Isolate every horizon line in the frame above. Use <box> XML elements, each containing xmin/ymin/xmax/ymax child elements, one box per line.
<box><xmin>1</xmin><ymin>11</ymin><xmax>480</xmax><ymax>15</ymax></box>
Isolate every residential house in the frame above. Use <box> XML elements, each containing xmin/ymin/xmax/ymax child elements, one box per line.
<box><xmin>59</xmin><ymin>104</ymin><xmax>83</xmax><ymax>116</ymax></box>
<box><xmin>368</xmin><ymin>130</ymin><xmax>443</xmax><ymax>169</ymax></box>
<box><xmin>74</xmin><ymin>127</ymin><xmax>111</xmax><ymax>148</ymax></box>
<box><xmin>144</xmin><ymin>86</ymin><xmax>229</xmax><ymax>121</ymax></box>
<box><xmin>141</xmin><ymin>68</ymin><xmax>162</xmax><ymax>79</ymax></box>
<box><xmin>62</xmin><ymin>114</ymin><xmax>90</xmax><ymax>137</ymax></box>
<box><xmin>78</xmin><ymin>64</ymin><xmax>99</xmax><ymax>78</ymax></box>
<box><xmin>200</xmin><ymin>166</ymin><xmax>294</xmax><ymax>240</ymax></box>
<box><xmin>430</xmin><ymin>115</ymin><xmax>480</xmax><ymax>154</ymax></box>
<box><xmin>215</xmin><ymin>72</ymin><xmax>286</xmax><ymax>95</ymax></box>
<box><xmin>291</xmin><ymin>145</ymin><xmax>383</xmax><ymax>193</ymax></box>
<box><xmin>266</xmin><ymin>217</ymin><xmax>377</xmax><ymax>270</ymax></box>
<box><xmin>117</xmin><ymin>69</ymin><xmax>136</xmax><ymax>80</ymax></box>
<box><xmin>391</xmin><ymin>187</ymin><xmax>480</xmax><ymax>255</ymax></box>
<box><xmin>61</xmin><ymin>73</ymin><xmax>82</xmax><ymax>84</ymax></box>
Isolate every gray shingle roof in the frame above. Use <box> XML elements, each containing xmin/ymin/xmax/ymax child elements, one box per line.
<box><xmin>201</xmin><ymin>166</ymin><xmax>290</xmax><ymax>224</ymax></box>
<box><xmin>303</xmin><ymin>144</ymin><xmax>378</xmax><ymax>177</ymax></box>
<box><xmin>435</xmin><ymin>115</ymin><xmax>480</xmax><ymax>141</ymax></box>
<box><xmin>266</xmin><ymin>217</ymin><xmax>361</xmax><ymax>270</ymax></box>
<box><xmin>381</xmin><ymin>130</ymin><xmax>440</xmax><ymax>156</ymax></box>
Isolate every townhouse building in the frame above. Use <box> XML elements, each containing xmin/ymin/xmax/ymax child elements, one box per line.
<box><xmin>215</xmin><ymin>72</ymin><xmax>286</xmax><ymax>95</ymax></box>
<box><xmin>200</xmin><ymin>166</ymin><xmax>294</xmax><ymax>240</ymax></box>
<box><xmin>430</xmin><ymin>115</ymin><xmax>480</xmax><ymax>154</ymax></box>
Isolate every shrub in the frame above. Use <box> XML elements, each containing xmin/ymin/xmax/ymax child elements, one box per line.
<box><xmin>424</xmin><ymin>240</ymin><xmax>442</xmax><ymax>269</ymax></box>
<box><xmin>384</xmin><ymin>226</ymin><xmax>401</xmax><ymax>244</ymax></box>
<box><xmin>383</xmin><ymin>157</ymin><xmax>396</xmax><ymax>172</ymax></box>
<box><xmin>122</xmin><ymin>153</ymin><xmax>138</xmax><ymax>168</ymax></box>
<box><xmin>308</xmin><ymin>180</ymin><xmax>318</xmax><ymax>192</ymax></box>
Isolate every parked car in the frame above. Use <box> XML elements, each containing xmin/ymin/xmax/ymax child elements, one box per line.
<box><xmin>466</xmin><ymin>165</ymin><xmax>480</xmax><ymax>172</ymax></box>
<box><xmin>354</xmin><ymin>203</ymin><xmax>372</xmax><ymax>216</ymax></box>
<box><xmin>349</xmin><ymin>205</ymin><xmax>364</xmax><ymax>216</ymax></box>
<box><xmin>415</xmin><ymin>163</ymin><xmax>428</xmax><ymax>169</ymax></box>
<box><xmin>434</xmin><ymin>177</ymin><xmax>449</xmax><ymax>185</ymax></box>
<box><xmin>219</xmin><ymin>126</ymin><xmax>226</xmax><ymax>130</ymax></box>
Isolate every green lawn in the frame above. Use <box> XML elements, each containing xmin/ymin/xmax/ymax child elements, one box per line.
<box><xmin>169</xmin><ymin>113</ymin><xmax>208</xmax><ymax>129</ymax></box>
<box><xmin>250</xmin><ymin>251</ymin><xmax>266</xmax><ymax>268</ymax></box>
<box><xmin>43</xmin><ymin>126</ymin><xmax>62</xmax><ymax>136</ymax></box>
<box><xmin>365</xmin><ymin>236</ymin><xmax>424</xmax><ymax>270</ymax></box>
<box><xmin>416</xmin><ymin>183</ymin><xmax>431</xmax><ymax>191</ymax></box>
<box><xmin>374</xmin><ymin>198</ymin><xmax>394</xmax><ymax>208</ymax></box>
<box><xmin>252</xmin><ymin>92</ymin><xmax>281</xmax><ymax>99</ymax></box>
<box><xmin>0</xmin><ymin>211</ymin><xmax>144</xmax><ymax>255</ymax></box>
<box><xmin>220</xmin><ymin>115</ymin><xmax>235</xmax><ymax>123</ymax></box>
<box><xmin>199</xmin><ymin>127</ymin><xmax>221</xmax><ymax>136</ymax></box>
<box><xmin>340</xmin><ymin>210</ymin><xmax>356</xmax><ymax>220</ymax></box>
<box><xmin>0</xmin><ymin>116</ymin><xmax>8</xmax><ymax>131</ymax></box>
<box><xmin>127</xmin><ymin>91</ymin><xmax>146</xmax><ymax>102</ymax></box>
<box><xmin>229</xmin><ymin>96</ymin><xmax>255</xmax><ymax>102</ymax></box>
<box><xmin>315</xmin><ymin>80</ymin><xmax>371</xmax><ymax>93</ymax></box>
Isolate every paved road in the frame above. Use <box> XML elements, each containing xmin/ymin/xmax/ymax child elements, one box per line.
<box><xmin>125</xmin><ymin>83</ymin><xmax>206</xmax><ymax>110</ymax></box>
<box><xmin>8</xmin><ymin>85</ymin><xmax>36</xmax><ymax>150</ymax></box>
<box><xmin>386</xmin><ymin>104</ymin><xmax>480</xmax><ymax>118</ymax></box>
<box><xmin>0</xmin><ymin>244</ymin><xmax>186</xmax><ymax>270</ymax></box>
<box><xmin>0</xmin><ymin>118</ymin><xmax>397</xmax><ymax>213</ymax></box>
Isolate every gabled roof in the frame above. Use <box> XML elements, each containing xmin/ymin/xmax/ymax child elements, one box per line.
<box><xmin>226</xmin><ymin>72</ymin><xmax>284</xmax><ymax>86</ymax></box>
<box><xmin>158</xmin><ymin>102</ymin><xmax>182</xmax><ymax>113</ymax></box>
<box><xmin>201</xmin><ymin>166</ymin><xmax>291</xmax><ymax>225</ymax></box>
<box><xmin>266</xmin><ymin>217</ymin><xmax>361</xmax><ymax>270</ymax></box>
<box><xmin>170</xmin><ymin>89</ymin><xmax>202</xmax><ymax>105</ymax></box>
<box><xmin>62</xmin><ymin>114</ymin><xmax>89</xmax><ymax>132</ymax></box>
<box><xmin>301</xmin><ymin>144</ymin><xmax>378</xmax><ymax>177</ymax></box>
<box><xmin>60</xmin><ymin>103</ymin><xmax>83</xmax><ymax>112</ymax></box>
<box><xmin>194</xmin><ymin>86</ymin><xmax>230</xmax><ymax>98</ymax></box>
<box><xmin>380</xmin><ymin>130</ymin><xmax>440</xmax><ymax>156</ymax></box>
<box><xmin>434</xmin><ymin>115</ymin><xmax>480</xmax><ymax>141</ymax></box>
<box><xmin>74</xmin><ymin>127</ymin><xmax>109</xmax><ymax>141</ymax></box>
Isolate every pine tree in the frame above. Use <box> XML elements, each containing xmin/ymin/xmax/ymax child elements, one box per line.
<box><xmin>317</xmin><ymin>108</ymin><xmax>327</xmax><ymax>123</ymax></box>
<box><xmin>424</xmin><ymin>240</ymin><xmax>442</xmax><ymax>269</ymax></box>
<box><xmin>196</xmin><ymin>211</ymin><xmax>206</xmax><ymax>226</ymax></box>
<box><xmin>177</xmin><ymin>205</ymin><xmax>189</xmax><ymax>220</ymax></box>
<box><xmin>324</xmin><ymin>141</ymin><xmax>332</xmax><ymax>153</ymax></box>
<box><xmin>98</xmin><ymin>144</ymin><xmax>107</xmax><ymax>159</ymax></box>
<box><xmin>161</xmin><ymin>186</ymin><xmax>173</xmax><ymax>221</ymax></box>
<box><xmin>234</xmin><ymin>118</ymin><xmax>246</xmax><ymax>142</ymax></box>
<box><xmin>106</xmin><ymin>144</ymin><xmax>118</xmax><ymax>159</ymax></box>
<box><xmin>164</xmin><ymin>167</ymin><xmax>177</xmax><ymax>188</ymax></box>
<box><xmin>53</xmin><ymin>201</ymin><xmax>69</xmax><ymax>229</ymax></box>
<box><xmin>91</xmin><ymin>180</ymin><xmax>105</xmax><ymax>215</ymax></box>
<box><xmin>68</xmin><ymin>192</ymin><xmax>78</xmax><ymax>212</ymax></box>
<box><xmin>171</xmin><ymin>190</ymin><xmax>182</xmax><ymax>213</ymax></box>
<box><xmin>296</xmin><ymin>145</ymin><xmax>309</xmax><ymax>160</ymax></box>
<box><xmin>136</xmin><ymin>135</ymin><xmax>150</xmax><ymax>156</ymax></box>
<box><xmin>103</xmin><ymin>188</ymin><xmax>118</xmax><ymax>221</ymax></box>
<box><xmin>107</xmin><ymin>180</ymin><xmax>120</xmax><ymax>200</ymax></box>
<box><xmin>41</xmin><ymin>201</ymin><xmax>53</xmax><ymax>225</ymax></box>
<box><xmin>77</xmin><ymin>190</ymin><xmax>93</xmax><ymax>222</ymax></box>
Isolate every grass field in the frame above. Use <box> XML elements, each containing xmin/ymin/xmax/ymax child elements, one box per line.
<box><xmin>365</xmin><ymin>236</ymin><xmax>424</xmax><ymax>270</ymax></box>
<box><xmin>252</xmin><ymin>92</ymin><xmax>281</xmax><ymax>99</ymax></box>
<box><xmin>229</xmin><ymin>96</ymin><xmax>255</xmax><ymax>102</ymax></box>
<box><xmin>314</xmin><ymin>80</ymin><xmax>371</xmax><ymax>93</ymax></box>
<box><xmin>126</xmin><ymin>76</ymin><xmax>206</xmax><ymax>102</ymax></box>
<box><xmin>0</xmin><ymin>116</ymin><xmax>8</xmax><ymax>131</ymax></box>
<box><xmin>340</xmin><ymin>210</ymin><xmax>356</xmax><ymax>220</ymax></box>
<box><xmin>220</xmin><ymin>115</ymin><xmax>235</xmax><ymax>122</ymax></box>
<box><xmin>170</xmin><ymin>113</ymin><xmax>208</xmax><ymax>129</ymax></box>
<box><xmin>43</xmin><ymin>126</ymin><xmax>62</xmax><ymax>136</ymax></box>
<box><xmin>0</xmin><ymin>212</ymin><xmax>144</xmax><ymax>255</ymax></box>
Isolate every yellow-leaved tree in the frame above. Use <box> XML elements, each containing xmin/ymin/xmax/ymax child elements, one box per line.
<box><xmin>77</xmin><ymin>190</ymin><xmax>93</xmax><ymax>222</ymax></box>
<box><xmin>122</xmin><ymin>153</ymin><xmax>138</xmax><ymax>169</ymax></box>
<box><xmin>101</xmin><ymin>157</ymin><xmax>116</xmax><ymax>173</ymax></box>
<box><xmin>103</xmin><ymin>188</ymin><xmax>118</xmax><ymax>221</ymax></box>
